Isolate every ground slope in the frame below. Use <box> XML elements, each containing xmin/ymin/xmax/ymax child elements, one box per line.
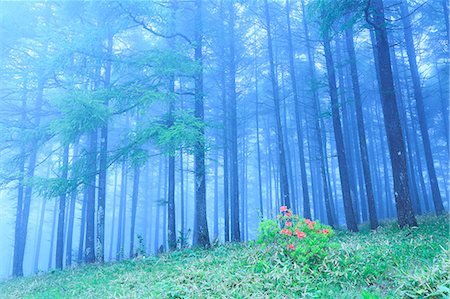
<box><xmin>0</xmin><ymin>215</ymin><xmax>448</xmax><ymax>299</ymax></box>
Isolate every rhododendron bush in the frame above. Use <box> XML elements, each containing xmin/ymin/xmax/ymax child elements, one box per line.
<box><xmin>257</xmin><ymin>206</ymin><xmax>336</xmax><ymax>269</ymax></box>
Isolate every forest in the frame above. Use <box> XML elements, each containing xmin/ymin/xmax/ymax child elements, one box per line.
<box><xmin>0</xmin><ymin>0</ymin><xmax>448</xmax><ymax>297</ymax></box>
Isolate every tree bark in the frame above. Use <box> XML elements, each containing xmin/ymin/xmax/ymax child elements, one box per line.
<box><xmin>130</xmin><ymin>165</ymin><xmax>140</xmax><ymax>256</ymax></box>
<box><xmin>399</xmin><ymin>0</ymin><xmax>444</xmax><ymax>214</ymax></box>
<box><xmin>263</xmin><ymin>0</ymin><xmax>291</xmax><ymax>209</ymax></box>
<box><xmin>367</xmin><ymin>0</ymin><xmax>417</xmax><ymax>227</ymax></box>
<box><xmin>285</xmin><ymin>0</ymin><xmax>311</xmax><ymax>219</ymax></box>
<box><xmin>323</xmin><ymin>33</ymin><xmax>359</xmax><ymax>232</ymax></box>
<box><xmin>345</xmin><ymin>25</ymin><xmax>379</xmax><ymax>229</ymax></box>
<box><xmin>13</xmin><ymin>78</ymin><xmax>44</xmax><ymax>277</ymax></box>
<box><xmin>85</xmin><ymin>129</ymin><xmax>97</xmax><ymax>263</ymax></box>
<box><xmin>56</xmin><ymin>145</ymin><xmax>70</xmax><ymax>269</ymax></box>
<box><xmin>192</xmin><ymin>0</ymin><xmax>210</xmax><ymax>247</ymax></box>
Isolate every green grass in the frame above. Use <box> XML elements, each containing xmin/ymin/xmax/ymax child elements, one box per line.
<box><xmin>0</xmin><ymin>215</ymin><xmax>448</xmax><ymax>298</ymax></box>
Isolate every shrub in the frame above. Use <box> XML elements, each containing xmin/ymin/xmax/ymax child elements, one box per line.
<box><xmin>257</xmin><ymin>206</ymin><xmax>335</xmax><ymax>270</ymax></box>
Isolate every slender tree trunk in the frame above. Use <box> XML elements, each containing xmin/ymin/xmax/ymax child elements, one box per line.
<box><xmin>263</xmin><ymin>0</ymin><xmax>291</xmax><ymax>209</ymax></box>
<box><xmin>33</xmin><ymin>194</ymin><xmax>47</xmax><ymax>273</ymax></box>
<box><xmin>108</xmin><ymin>167</ymin><xmax>118</xmax><ymax>261</ymax></box>
<box><xmin>193</xmin><ymin>0</ymin><xmax>210</xmax><ymax>247</ymax></box>
<box><xmin>367</xmin><ymin>0</ymin><xmax>417</xmax><ymax>227</ymax></box>
<box><xmin>154</xmin><ymin>158</ymin><xmax>162</xmax><ymax>253</ymax></box>
<box><xmin>97</xmin><ymin>30</ymin><xmax>112</xmax><ymax>263</ymax></box>
<box><xmin>323</xmin><ymin>33</ymin><xmax>358</xmax><ymax>232</ymax></box>
<box><xmin>167</xmin><ymin>152</ymin><xmax>176</xmax><ymax>250</ymax></box>
<box><xmin>130</xmin><ymin>165</ymin><xmax>140</xmax><ymax>256</ymax></box>
<box><xmin>77</xmin><ymin>190</ymin><xmax>88</xmax><ymax>263</ymax></box>
<box><xmin>345</xmin><ymin>25</ymin><xmax>378</xmax><ymax>229</ymax></box>
<box><xmin>399</xmin><ymin>0</ymin><xmax>444</xmax><ymax>214</ymax></box>
<box><xmin>56</xmin><ymin>145</ymin><xmax>70</xmax><ymax>270</ymax></box>
<box><xmin>213</xmin><ymin>145</ymin><xmax>219</xmax><ymax>240</ymax></box>
<box><xmin>285</xmin><ymin>0</ymin><xmax>311</xmax><ymax>218</ymax></box>
<box><xmin>218</xmin><ymin>0</ymin><xmax>230</xmax><ymax>242</ymax></box>
<box><xmin>66</xmin><ymin>142</ymin><xmax>79</xmax><ymax>266</ymax></box>
<box><xmin>390</xmin><ymin>39</ymin><xmax>422</xmax><ymax>214</ymax></box>
<box><xmin>226</xmin><ymin>2</ymin><xmax>240</xmax><ymax>242</ymax></box>
<box><xmin>335</xmin><ymin>38</ymin><xmax>361</xmax><ymax>224</ymax></box>
<box><xmin>254</xmin><ymin>47</ymin><xmax>264</xmax><ymax>219</ymax></box>
<box><xmin>48</xmin><ymin>199</ymin><xmax>58</xmax><ymax>270</ymax></box>
<box><xmin>162</xmin><ymin>160</ymin><xmax>168</xmax><ymax>251</ymax></box>
<box><xmin>85</xmin><ymin>129</ymin><xmax>97</xmax><ymax>263</ymax></box>
<box><xmin>300</xmin><ymin>0</ymin><xmax>333</xmax><ymax>225</ymax></box>
<box><xmin>180</xmin><ymin>150</ymin><xmax>185</xmax><ymax>247</ymax></box>
<box><xmin>13</xmin><ymin>79</ymin><xmax>44</xmax><ymax>277</ymax></box>
<box><xmin>116</xmin><ymin>159</ymin><xmax>127</xmax><ymax>259</ymax></box>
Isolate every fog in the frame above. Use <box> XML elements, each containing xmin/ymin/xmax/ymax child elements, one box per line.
<box><xmin>0</xmin><ymin>0</ymin><xmax>448</xmax><ymax>279</ymax></box>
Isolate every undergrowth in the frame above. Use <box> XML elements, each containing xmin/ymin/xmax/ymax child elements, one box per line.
<box><xmin>0</xmin><ymin>215</ymin><xmax>448</xmax><ymax>299</ymax></box>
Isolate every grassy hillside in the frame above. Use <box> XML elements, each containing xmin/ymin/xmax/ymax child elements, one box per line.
<box><xmin>0</xmin><ymin>215</ymin><xmax>448</xmax><ymax>299</ymax></box>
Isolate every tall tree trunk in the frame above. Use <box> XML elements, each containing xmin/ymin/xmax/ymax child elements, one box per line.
<box><xmin>33</xmin><ymin>194</ymin><xmax>47</xmax><ymax>273</ymax></box>
<box><xmin>226</xmin><ymin>2</ymin><xmax>240</xmax><ymax>242</ymax></box>
<box><xmin>300</xmin><ymin>0</ymin><xmax>333</xmax><ymax>225</ymax></box>
<box><xmin>193</xmin><ymin>0</ymin><xmax>210</xmax><ymax>247</ymax></box>
<box><xmin>335</xmin><ymin>38</ymin><xmax>361</xmax><ymax>224</ymax></box>
<box><xmin>66</xmin><ymin>142</ymin><xmax>79</xmax><ymax>266</ymax></box>
<box><xmin>85</xmin><ymin>130</ymin><xmax>97</xmax><ymax>263</ymax></box>
<box><xmin>108</xmin><ymin>167</ymin><xmax>118</xmax><ymax>261</ymax></box>
<box><xmin>263</xmin><ymin>0</ymin><xmax>291</xmax><ymax>209</ymax></box>
<box><xmin>345</xmin><ymin>25</ymin><xmax>379</xmax><ymax>229</ymax></box>
<box><xmin>154</xmin><ymin>158</ymin><xmax>163</xmax><ymax>253</ymax></box>
<box><xmin>48</xmin><ymin>199</ymin><xmax>58</xmax><ymax>270</ymax></box>
<box><xmin>130</xmin><ymin>165</ymin><xmax>140</xmax><ymax>256</ymax></box>
<box><xmin>167</xmin><ymin>152</ymin><xmax>176</xmax><ymax>250</ymax></box>
<box><xmin>213</xmin><ymin>145</ymin><xmax>219</xmax><ymax>240</ymax></box>
<box><xmin>285</xmin><ymin>0</ymin><xmax>311</xmax><ymax>218</ymax></box>
<box><xmin>56</xmin><ymin>145</ymin><xmax>70</xmax><ymax>269</ymax></box>
<box><xmin>367</xmin><ymin>0</ymin><xmax>417</xmax><ymax>227</ymax></box>
<box><xmin>97</xmin><ymin>30</ymin><xmax>113</xmax><ymax>264</ymax></box>
<box><xmin>254</xmin><ymin>44</ymin><xmax>264</xmax><ymax>219</ymax></box>
<box><xmin>180</xmin><ymin>150</ymin><xmax>185</xmax><ymax>247</ymax></box>
<box><xmin>13</xmin><ymin>79</ymin><xmax>44</xmax><ymax>277</ymax></box>
<box><xmin>323</xmin><ymin>33</ymin><xmax>359</xmax><ymax>232</ymax></box>
<box><xmin>399</xmin><ymin>0</ymin><xmax>444</xmax><ymax>214</ymax></box>
<box><xmin>162</xmin><ymin>159</ymin><xmax>168</xmax><ymax>251</ymax></box>
<box><xmin>116</xmin><ymin>159</ymin><xmax>127</xmax><ymax>259</ymax></box>
<box><xmin>219</xmin><ymin>0</ymin><xmax>230</xmax><ymax>242</ymax></box>
<box><xmin>77</xmin><ymin>190</ymin><xmax>88</xmax><ymax>263</ymax></box>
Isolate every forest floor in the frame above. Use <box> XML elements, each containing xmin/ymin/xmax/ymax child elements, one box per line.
<box><xmin>0</xmin><ymin>215</ymin><xmax>448</xmax><ymax>299</ymax></box>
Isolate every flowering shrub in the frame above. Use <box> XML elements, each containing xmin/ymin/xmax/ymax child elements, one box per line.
<box><xmin>257</xmin><ymin>206</ymin><xmax>335</xmax><ymax>270</ymax></box>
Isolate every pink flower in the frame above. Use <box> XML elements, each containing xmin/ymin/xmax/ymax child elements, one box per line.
<box><xmin>285</xmin><ymin>221</ymin><xmax>292</xmax><ymax>227</ymax></box>
<box><xmin>280</xmin><ymin>228</ymin><xmax>292</xmax><ymax>236</ymax></box>
<box><xmin>285</xmin><ymin>211</ymin><xmax>292</xmax><ymax>217</ymax></box>
<box><xmin>322</xmin><ymin>229</ymin><xmax>330</xmax><ymax>235</ymax></box>
<box><xmin>295</xmin><ymin>230</ymin><xmax>306</xmax><ymax>239</ymax></box>
<box><xmin>287</xmin><ymin>244</ymin><xmax>295</xmax><ymax>250</ymax></box>
<box><xmin>280</xmin><ymin>206</ymin><xmax>288</xmax><ymax>212</ymax></box>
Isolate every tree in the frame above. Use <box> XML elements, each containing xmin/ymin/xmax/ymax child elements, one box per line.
<box><xmin>193</xmin><ymin>0</ymin><xmax>210</xmax><ymax>247</ymax></box>
<box><xmin>323</xmin><ymin>32</ymin><xmax>359</xmax><ymax>232</ymax></box>
<box><xmin>285</xmin><ymin>0</ymin><xmax>311</xmax><ymax>219</ymax></box>
<box><xmin>399</xmin><ymin>0</ymin><xmax>445</xmax><ymax>215</ymax></box>
<box><xmin>366</xmin><ymin>0</ymin><xmax>417</xmax><ymax>227</ymax></box>
<box><xmin>263</xmin><ymin>0</ymin><xmax>291</xmax><ymax>209</ymax></box>
<box><xmin>344</xmin><ymin>23</ymin><xmax>379</xmax><ymax>229</ymax></box>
